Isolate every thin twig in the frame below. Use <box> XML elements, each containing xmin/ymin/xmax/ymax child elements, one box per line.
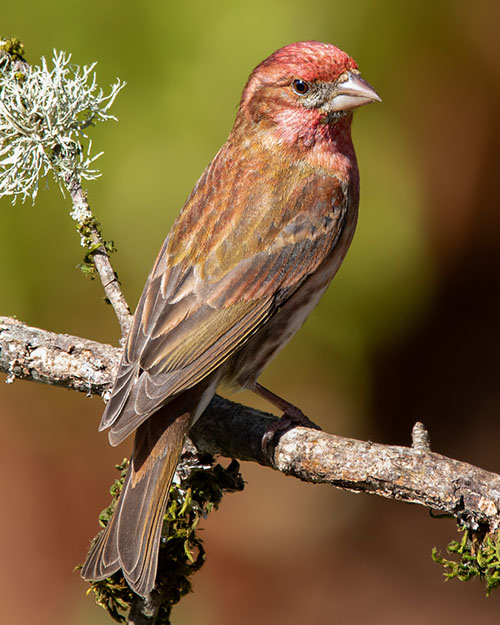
<box><xmin>64</xmin><ymin>172</ymin><xmax>132</xmax><ymax>338</ymax></box>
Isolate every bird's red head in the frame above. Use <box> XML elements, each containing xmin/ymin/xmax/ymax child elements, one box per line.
<box><xmin>237</xmin><ymin>41</ymin><xmax>379</xmax><ymax>152</ymax></box>
<box><xmin>251</xmin><ymin>41</ymin><xmax>358</xmax><ymax>85</ymax></box>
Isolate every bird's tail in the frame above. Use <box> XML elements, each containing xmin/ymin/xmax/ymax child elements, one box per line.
<box><xmin>81</xmin><ymin>405</ymin><xmax>191</xmax><ymax>597</ymax></box>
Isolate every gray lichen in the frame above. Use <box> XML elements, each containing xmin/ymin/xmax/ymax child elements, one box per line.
<box><xmin>0</xmin><ymin>41</ymin><xmax>125</xmax><ymax>203</ymax></box>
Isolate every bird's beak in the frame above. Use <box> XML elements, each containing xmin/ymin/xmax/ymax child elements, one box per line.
<box><xmin>328</xmin><ymin>71</ymin><xmax>381</xmax><ymax>112</ymax></box>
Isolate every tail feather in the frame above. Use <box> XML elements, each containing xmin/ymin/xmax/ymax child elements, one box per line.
<box><xmin>81</xmin><ymin>406</ymin><xmax>190</xmax><ymax>597</ymax></box>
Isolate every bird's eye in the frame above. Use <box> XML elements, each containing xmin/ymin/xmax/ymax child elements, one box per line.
<box><xmin>292</xmin><ymin>79</ymin><xmax>310</xmax><ymax>96</ymax></box>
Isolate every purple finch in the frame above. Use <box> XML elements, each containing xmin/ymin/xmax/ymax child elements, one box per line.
<box><xmin>81</xmin><ymin>40</ymin><xmax>380</xmax><ymax>597</ymax></box>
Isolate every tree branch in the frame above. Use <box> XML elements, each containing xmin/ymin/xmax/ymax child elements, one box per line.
<box><xmin>2</xmin><ymin>314</ymin><xmax>500</xmax><ymax>531</ymax></box>
<box><xmin>0</xmin><ymin>315</ymin><xmax>119</xmax><ymax>394</ymax></box>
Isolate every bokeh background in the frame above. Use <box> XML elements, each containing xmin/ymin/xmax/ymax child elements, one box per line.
<box><xmin>1</xmin><ymin>1</ymin><xmax>500</xmax><ymax>623</ymax></box>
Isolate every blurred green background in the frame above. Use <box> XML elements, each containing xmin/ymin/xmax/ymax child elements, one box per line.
<box><xmin>1</xmin><ymin>1</ymin><xmax>500</xmax><ymax>623</ymax></box>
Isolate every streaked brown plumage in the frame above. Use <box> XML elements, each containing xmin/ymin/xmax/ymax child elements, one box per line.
<box><xmin>81</xmin><ymin>41</ymin><xmax>380</xmax><ymax>597</ymax></box>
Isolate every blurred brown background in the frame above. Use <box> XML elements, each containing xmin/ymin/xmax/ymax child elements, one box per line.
<box><xmin>1</xmin><ymin>1</ymin><xmax>500</xmax><ymax>623</ymax></box>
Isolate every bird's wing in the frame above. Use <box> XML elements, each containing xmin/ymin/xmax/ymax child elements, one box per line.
<box><xmin>102</xmin><ymin>164</ymin><xmax>349</xmax><ymax>445</ymax></box>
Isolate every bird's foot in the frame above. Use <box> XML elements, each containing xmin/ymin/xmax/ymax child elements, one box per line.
<box><xmin>251</xmin><ymin>383</ymin><xmax>321</xmax><ymax>463</ymax></box>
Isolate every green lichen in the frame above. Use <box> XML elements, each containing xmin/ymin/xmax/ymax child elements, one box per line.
<box><xmin>0</xmin><ymin>37</ymin><xmax>25</xmax><ymax>61</ymax></box>
<box><xmin>84</xmin><ymin>454</ymin><xmax>244</xmax><ymax>623</ymax></box>
<box><xmin>75</xmin><ymin>214</ymin><xmax>117</xmax><ymax>280</ymax></box>
<box><xmin>0</xmin><ymin>38</ymin><xmax>26</xmax><ymax>84</ymax></box>
<box><xmin>432</xmin><ymin>526</ymin><xmax>500</xmax><ymax>595</ymax></box>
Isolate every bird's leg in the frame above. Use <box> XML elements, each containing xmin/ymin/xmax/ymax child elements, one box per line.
<box><xmin>251</xmin><ymin>382</ymin><xmax>321</xmax><ymax>460</ymax></box>
<box><xmin>252</xmin><ymin>382</ymin><xmax>319</xmax><ymax>427</ymax></box>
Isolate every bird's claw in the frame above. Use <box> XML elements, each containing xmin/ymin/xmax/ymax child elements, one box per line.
<box><xmin>261</xmin><ymin>409</ymin><xmax>321</xmax><ymax>465</ymax></box>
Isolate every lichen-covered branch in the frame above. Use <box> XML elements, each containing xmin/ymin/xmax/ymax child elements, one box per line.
<box><xmin>195</xmin><ymin>399</ymin><xmax>500</xmax><ymax>531</ymax></box>
<box><xmin>2</xmin><ymin>314</ymin><xmax>500</xmax><ymax>532</ymax></box>
<box><xmin>64</xmin><ymin>171</ymin><xmax>132</xmax><ymax>337</ymax></box>
<box><xmin>0</xmin><ymin>315</ymin><xmax>119</xmax><ymax>395</ymax></box>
